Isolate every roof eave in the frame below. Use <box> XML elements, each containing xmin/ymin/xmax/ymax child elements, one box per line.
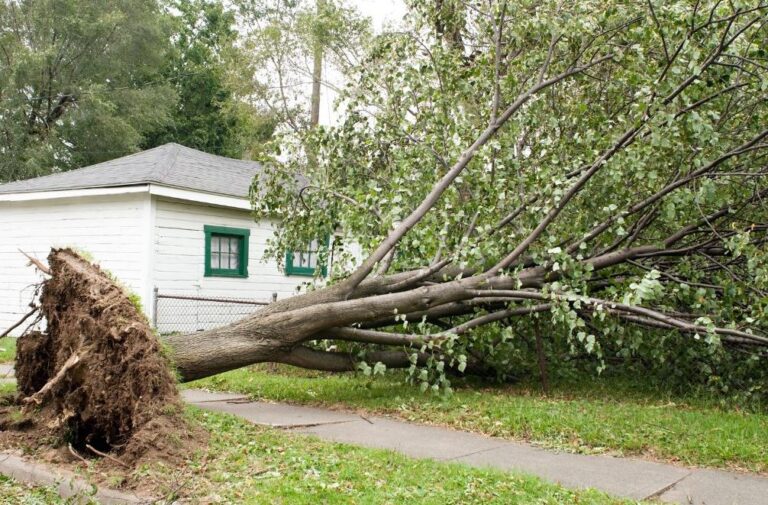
<box><xmin>0</xmin><ymin>182</ymin><xmax>253</xmax><ymax>211</ymax></box>
<box><xmin>148</xmin><ymin>184</ymin><xmax>251</xmax><ymax>211</ymax></box>
<box><xmin>0</xmin><ymin>184</ymin><xmax>151</xmax><ymax>202</ymax></box>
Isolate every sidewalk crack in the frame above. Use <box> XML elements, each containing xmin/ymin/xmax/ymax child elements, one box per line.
<box><xmin>442</xmin><ymin>445</ymin><xmax>507</xmax><ymax>462</ymax></box>
<box><xmin>186</xmin><ymin>396</ymin><xmax>251</xmax><ymax>403</ymax></box>
<box><xmin>643</xmin><ymin>472</ymin><xmax>693</xmax><ymax>500</ymax></box>
<box><xmin>282</xmin><ymin>420</ymin><xmax>357</xmax><ymax>429</ymax></box>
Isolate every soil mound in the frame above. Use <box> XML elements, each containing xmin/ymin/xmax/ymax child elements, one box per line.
<box><xmin>6</xmin><ymin>248</ymin><xmax>197</xmax><ymax>466</ymax></box>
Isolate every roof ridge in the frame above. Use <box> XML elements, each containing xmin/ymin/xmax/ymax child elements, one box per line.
<box><xmin>172</xmin><ymin>143</ymin><xmax>258</xmax><ymax>164</ymax></box>
<box><xmin>0</xmin><ymin>145</ymin><xmax>167</xmax><ymax>189</ymax></box>
<box><xmin>152</xmin><ymin>143</ymin><xmax>182</xmax><ymax>183</ymax></box>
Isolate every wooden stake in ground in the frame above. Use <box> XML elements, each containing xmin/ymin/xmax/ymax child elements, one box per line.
<box><xmin>534</xmin><ymin>321</ymin><xmax>550</xmax><ymax>396</ymax></box>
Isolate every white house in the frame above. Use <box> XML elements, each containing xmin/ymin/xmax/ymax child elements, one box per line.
<box><xmin>0</xmin><ymin>143</ymin><xmax>323</xmax><ymax>334</ymax></box>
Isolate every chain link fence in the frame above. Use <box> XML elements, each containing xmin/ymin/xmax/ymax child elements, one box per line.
<box><xmin>153</xmin><ymin>290</ymin><xmax>274</xmax><ymax>334</ymax></box>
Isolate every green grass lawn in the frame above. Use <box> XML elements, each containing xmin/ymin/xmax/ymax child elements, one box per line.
<box><xmin>0</xmin><ymin>404</ymin><xmax>634</xmax><ymax>504</ymax></box>
<box><xmin>0</xmin><ymin>337</ymin><xmax>16</xmax><ymax>363</ymax></box>
<box><xmin>0</xmin><ymin>475</ymin><xmax>67</xmax><ymax>505</ymax></box>
<box><xmin>0</xmin><ymin>474</ymin><xmax>67</xmax><ymax>505</ymax></box>
<box><xmin>175</xmin><ymin>408</ymin><xmax>632</xmax><ymax>504</ymax></box>
<box><xmin>190</xmin><ymin>365</ymin><xmax>768</xmax><ymax>474</ymax></box>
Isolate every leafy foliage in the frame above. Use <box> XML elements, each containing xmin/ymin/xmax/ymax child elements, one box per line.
<box><xmin>254</xmin><ymin>0</ymin><xmax>768</xmax><ymax>401</ymax></box>
<box><xmin>143</xmin><ymin>0</ymin><xmax>276</xmax><ymax>158</ymax></box>
<box><xmin>0</xmin><ymin>0</ymin><xmax>176</xmax><ymax>181</ymax></box>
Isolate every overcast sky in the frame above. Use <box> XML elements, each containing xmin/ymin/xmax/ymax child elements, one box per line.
<box><xmin>350</xmin><ymin>0</ymin><xmax>407</xmax><ymax>31</ymax></box>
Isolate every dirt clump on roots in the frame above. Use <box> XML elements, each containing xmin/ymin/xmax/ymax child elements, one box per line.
<box><xmin>0</xmin><ymin>248</ymin><xmax>204</xmax><ymax>469</ymax></box>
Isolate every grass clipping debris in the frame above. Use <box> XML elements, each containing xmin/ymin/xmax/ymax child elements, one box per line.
<box><xmin>4</xmin><ymin>248</ymin><xmax>198</xmax><ymax>467</ymax></box>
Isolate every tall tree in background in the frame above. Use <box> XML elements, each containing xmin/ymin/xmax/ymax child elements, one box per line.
<box><xmin>143</xmin><ymin>0</ymin><xmax>276</xmax><ymax>158</ymax></box>
<box><xmin>0</xmin><ymin>0</ymin><xmax>176</xmax><ymax>182</ymax></box>
<box><xmin>237</xmin><ymin>0</ymin><xmax>370</xmax><ymax>133</ymax></box>
<box><xmin>309</xmin><ymin>0</ymin><xmax>326</xmax><ymax>128</ymax></box>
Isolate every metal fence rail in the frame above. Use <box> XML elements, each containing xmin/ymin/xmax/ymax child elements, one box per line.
<box><xmin>153</xmin><ymin>290</ymin><xmax>274</xmax><ymax>334</ymax></box>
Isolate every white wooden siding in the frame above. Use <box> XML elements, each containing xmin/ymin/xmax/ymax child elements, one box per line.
<box><xmin>0</xmin><ymin>193</ymin><xmax>152</xmax><ymax>334</ymax></box>
<box><xmin>152</xmin><ymin>197</ymin><xmax>311</xmax><ymax>331</ymax></box>
<box><xmin>0</xmin><ymin>191</ymin><xmax>318</xmax><ymax>336</ymax></box>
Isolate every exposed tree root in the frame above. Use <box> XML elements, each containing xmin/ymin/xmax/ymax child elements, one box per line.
<box><xmin>18</xmin><ymin>248</ymin><xmax>51</xmax><ymax>275</ymax></box>
<box><xmin>0</xmin><ymin>306</ymin><xmax>38</xmax><ymax>339</ymax></box>
<box><xmin>4</xmin><ymin>248</ymin><xmax>201</xmax><ymax>468</ymax></box>
<box><xmin>23</xmin><ymin>351</ymin><xmax>83</xmax><ymax>406</ymax></box>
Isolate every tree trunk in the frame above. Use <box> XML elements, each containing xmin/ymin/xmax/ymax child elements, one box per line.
<box><xmin>309</xmin><ymin>0</ymin><xmax>324</xmax><ymax>127</ymax></box>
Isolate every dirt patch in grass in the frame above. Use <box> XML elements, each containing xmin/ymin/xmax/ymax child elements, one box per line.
<box><xmin>0</xmin><ymin>248</ymin><xmax>206</xmax><ymax>485</ymax></box>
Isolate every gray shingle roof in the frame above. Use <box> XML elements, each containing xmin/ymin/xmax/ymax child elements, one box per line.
<box><xmin>0</xmin><ymin>143</ymin><xmax>261</xmax><ymax>198</ymax></box>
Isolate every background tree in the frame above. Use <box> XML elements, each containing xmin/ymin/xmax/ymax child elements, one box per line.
<box><xmin>0</xmin><ymin>0</ymin><xmax>283</xmax><ymax>183</ymax></box>
<box><xmin>143</xmin><ymin>0</ymin><xmax>276</xmax><ymax>158</ymax></box>
<box><xmin>235</xmin><ymin>0</ymin><xmax>371</xmax><ymax>133</ymax></box>
<box><xmin>0</xmin><ymin>0</ymin><xmax>176</xmax><ymax>182</ymax></box>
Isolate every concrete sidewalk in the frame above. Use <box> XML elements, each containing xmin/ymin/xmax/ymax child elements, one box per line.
<box><xmin>0</xmin><ymin>363</ymin><xmax>14</xmax><ymax>385</ymax></box>
<box><xmin>183</xmin><ymin>389</ymin><xmax>768</xmax><ymax>505</ymax></box>
<box><xmin>0</xmin><ymin>452</ymin><xmax>147</xmax><ymax>504</ymax></box>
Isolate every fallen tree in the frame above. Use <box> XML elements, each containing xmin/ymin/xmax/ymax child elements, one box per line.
<box><xmin>167</xmin><ymin>0</ymin><xmax>768</xmax><ymax>392</ymax></box>
<box><xmin>6</xmin><ymin>0</ymin><xmax>768</xmax><ymax>459</ymax></box>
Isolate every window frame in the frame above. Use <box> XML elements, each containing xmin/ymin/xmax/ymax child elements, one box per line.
<box><xmin>285</xmin><ymin>237</ymin><xmax>329</xmax><ymax>277</ymax></box>
<box><xmin>204</xmin><ymin>225</ymin><xmax>250</xmax><ymax>278</ymax></box>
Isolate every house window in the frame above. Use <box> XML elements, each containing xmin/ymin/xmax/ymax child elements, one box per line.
<box><xmin>285</xmin><ymin>238</ymin><xmax>327</xmax><ymax>277</ymax></box>
<box><xmin>204</xmin><ymin>225</ymin><xmax>249</xmax><ymax>278</ymax></box>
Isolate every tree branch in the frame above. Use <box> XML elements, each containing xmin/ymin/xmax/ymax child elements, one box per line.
<box><xmin>468</xmin><ymin>289</ymin><xmax>768</xmax><ymax>345</ymax></box>
<box><xmin>340</xmin><ymin>54</ymin><xmax>614</xmax><ymax>295</ymax></box>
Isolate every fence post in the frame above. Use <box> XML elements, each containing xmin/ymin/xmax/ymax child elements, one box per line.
<box><xmin>271</xmin><ymin>292</ymin><xmax>277</xmax><ymax>303</ymax></box>
<box><xmin>152</xmin><ymin>286</ymin><xmax>159</xmax><ymax>329</ymax></box>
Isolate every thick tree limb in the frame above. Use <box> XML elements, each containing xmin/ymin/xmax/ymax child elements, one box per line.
<box><xmin>278</xmin><ymin>346</ymin><xmax>417</xmax><ymax>372</ymax></box>
<box><xmin>468</xmin><ymin>290</ymin><xmax>768</xmax><ymax>345</ymax></box>
<box><xmin>279</xmin><ymin>345</ymin><xmax>491</xmax><ymax>376</ymax></box>
<box><xmin>322</xmin><ymin>303</ymin><xmax>551</xmax><ymax>346</ymax></box>
<box><xmin>323</xmin><ymin>327</ymin><xmax>438</xmax><ymax>346</ymax></box>
<box><xmin>450</xmin><ymin>304</ymin><xmax>552</xmax><ymax>334</ymax></box>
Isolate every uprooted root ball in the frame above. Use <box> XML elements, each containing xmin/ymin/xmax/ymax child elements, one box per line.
<box><xmin>9</xmin><ymin>248</ymin><xmax>200</xmax><ymax>465</ymax></box>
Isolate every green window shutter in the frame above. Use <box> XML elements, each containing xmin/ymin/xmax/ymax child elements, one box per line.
<box><xmin>285</xmin><ymin>237</ymin><xmax>329</xmax><ymax>277</ymax></box>
<box><xmin>204</xmin><ymin>225</ymin><xmax>250</xmax><ymax>278</ymax></box>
